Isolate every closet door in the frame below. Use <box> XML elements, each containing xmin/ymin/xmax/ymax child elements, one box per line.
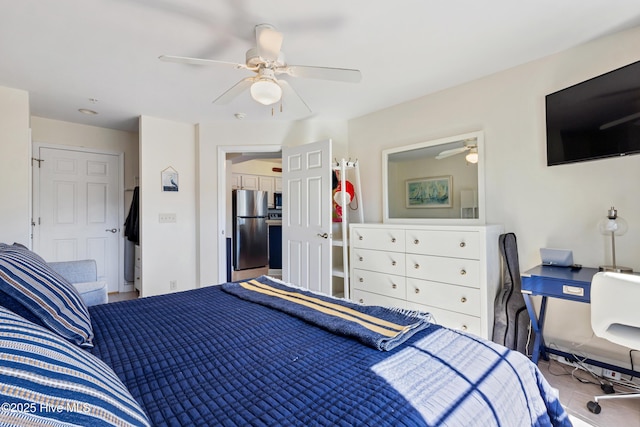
<box><xmin>35</xmin><ymin>146</ymin><xmax>121</xmax><ymax>293</ymax></box>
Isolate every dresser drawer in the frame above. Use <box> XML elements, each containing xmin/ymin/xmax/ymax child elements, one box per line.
<box><xmin>351</xmin><ymin>269</ymin><xmax>406</xmax><ymax>299</ymax></box>
<box><xmin>351</xmin><ymin>248</ymin><xmax>405</xmax><ymax>276</ymax></box>
<box><xmin>405</xmin><ymin>254</ymin><xmax>480</xmax><ymax>288</ymax></box>
<box><xmin>351</xmin><ymin>227</ymin><xmax>405</xmax><ymax>251</ymax></box>
<box><xmin>405</xmin><ymin>229</ymin><xmax>480</xmax><ymax>259</ymax></box>
<box><xmin>406</xmin><ymin>278</ymin><xmax>480</xmax><ymax>316</ymax></box>
<box><xmin>406</xmin><ymin>301</ymin><xmax>481</xmax><ymax>336</ymax></box>
<box><xmin>352</xmin><ymin>289</ymin><xmax>407</xmax><ymax>310</ymax></box>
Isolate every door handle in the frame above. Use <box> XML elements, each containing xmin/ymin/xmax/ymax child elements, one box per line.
<box><xmin>106</xmin><ymin>228</ymin><xmax>118</xmax><ymax>233</ymax></box>
<box><xmin>317</xmin><ymin>233</ymin><xmax>329</xmax><ymax>239</ymax></box>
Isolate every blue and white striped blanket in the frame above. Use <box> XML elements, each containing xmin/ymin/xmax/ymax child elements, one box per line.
<box><xmin>222</xmin><ymin>276</ymin><xmax>432</xmax><ymax>351</ymax></box>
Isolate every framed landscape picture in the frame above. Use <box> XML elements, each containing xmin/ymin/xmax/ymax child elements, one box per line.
<box><xmin>405</xmin><ymin>176</ymin><xmax>452</xmax><ymax>208</ymax></box>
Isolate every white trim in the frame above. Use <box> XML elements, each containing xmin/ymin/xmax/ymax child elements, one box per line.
<box><xmin>27</xmin><ymin>128</ymin><xmax>33</xmax><ymax>248</ymax></box>
<box><xmin>216</xmin><ymin>144</ymin><xmax>282</xmax><ymax>284</ymax></box>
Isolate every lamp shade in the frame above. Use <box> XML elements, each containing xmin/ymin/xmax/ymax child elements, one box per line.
<box><xmin>597</xmin><ymin>206</ymin><xmax>632</xmax><ymax>273</ymax></box>
<box><xmin>250</xmin><ymin>79</ymin><xmax>282</xmax><ymax>105</ymax></box>
<box><xmin>597</xmin><ymin>207</ymin><xmax>628</xmax><ymax>236</ymax></box>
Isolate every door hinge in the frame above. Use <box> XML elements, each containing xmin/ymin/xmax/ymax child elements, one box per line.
<box><xmin>31</xmin><ymin>157</ymin><xmax>44</xmax><ymax>168</ymax></box>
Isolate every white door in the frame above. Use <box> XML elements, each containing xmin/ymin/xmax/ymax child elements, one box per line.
<box><xmin>282</xmin><ymin>139</ymin><xmax>332</xmax><ymax>294</ymax></box>
<box><xmin>34</xmin><ymin>146</ymin><xmax>121</xmax><ymax>293</ymax></box>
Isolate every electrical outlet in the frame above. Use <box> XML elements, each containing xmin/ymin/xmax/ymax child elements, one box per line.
<box><xmin>602</xmin><ymin>368</ymin><xmax>621</xmax><ymax>380</ymax></box>
<box><xmin>159</xmin><ymin>213</ymin><xmax>177</xmax><ymax>223</ymax></box>
<box><xmin>169</xmin><ymin>280</ymin><xmax>177</xmax><ymax>290</ymax></box>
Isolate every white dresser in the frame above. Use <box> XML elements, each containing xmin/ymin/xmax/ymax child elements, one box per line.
<box><xmin>349</xmin><ymin>224</ymin><xmax>503</xmax><ymax>339</ymax></box>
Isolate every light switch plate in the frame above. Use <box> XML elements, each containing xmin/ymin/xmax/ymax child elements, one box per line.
<box><xmin>159</xmin><ymin>213</ymin><xmax>177</xmax><ymax>223</ymax></box>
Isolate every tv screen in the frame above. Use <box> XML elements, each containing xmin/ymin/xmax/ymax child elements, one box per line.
<box><xmin>545</xmin><ymin>60</ymin><xmax>640</xmax><ymax>166</ymax></box>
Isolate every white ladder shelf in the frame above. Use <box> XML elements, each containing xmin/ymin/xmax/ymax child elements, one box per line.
<box><xmin>332</xmin><ymin>159</ymin><xmax>363</xmax><ymax>299</ymax></box>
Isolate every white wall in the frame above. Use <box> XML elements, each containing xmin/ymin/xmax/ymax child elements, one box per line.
<box><xmin>349</xmin><ymin>26</ymin><xmax>640</xmax><ymax>367</ymax></box>
<box><xmin>139</xmin><ymin>116</ymin><xmax>197</xmax><ymax>297</ymax></box>
<box><xmin>0</xmin><ymin>86</ymin><xmax>30</xmax><ymax>246</ymax></box>
<box><xmin>197</xmin><ymin>119</ymin><xmax>348</xmax><ymax>287</ymax></box>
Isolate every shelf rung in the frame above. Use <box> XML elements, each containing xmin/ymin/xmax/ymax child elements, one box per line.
<box><xmin>332</xmin><ymin>268</ymin><xmax>345</xmax><ymax>278</ymax></box>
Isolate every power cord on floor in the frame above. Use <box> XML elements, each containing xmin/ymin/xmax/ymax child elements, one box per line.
<box><xmin>547</xmin><ymin>343</ymin><xmax>640</xmax><ymax>394</ymax></box>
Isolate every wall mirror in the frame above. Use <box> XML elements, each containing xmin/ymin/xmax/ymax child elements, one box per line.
<box><xmin>382</xmin><ymin>130</ymin><xmax>485</xmax><ymax>224</ymax></box>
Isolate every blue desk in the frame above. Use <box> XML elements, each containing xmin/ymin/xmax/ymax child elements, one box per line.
<box><xmin>521</xmin><ymin>265</ymin><xmax>640</xmax><ymax>377</ymax></box>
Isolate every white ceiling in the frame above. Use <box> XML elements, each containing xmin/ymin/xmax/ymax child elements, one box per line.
<box><xmin>2</xmin><ymin>0</ymin><xmax>640</xmax><ymax>132</ymax></box>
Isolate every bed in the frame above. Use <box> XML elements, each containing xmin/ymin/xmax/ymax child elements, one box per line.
<box><xmin>0</xmin><ymin>244</ymin><xmax>571</xmax><ymax>426</ymax></box>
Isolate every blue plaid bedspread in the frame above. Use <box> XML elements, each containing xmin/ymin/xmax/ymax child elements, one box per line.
<box><xmin>89</xmin><ymin>282</ymin><xmax>572</xmax><ymax>427</ymax></box>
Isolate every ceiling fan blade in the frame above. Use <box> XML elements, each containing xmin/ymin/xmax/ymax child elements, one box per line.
<box><xmin>213</xmin><ymin>78</ymin><xmax>253</xmax><ymax>105</ymax></box>
<box><xmin>159</xmin><ymin>55</ymin><xmax>246</xmax><ymax>70</ymax></box>
<box><xmin>278</xmin><ymin>80</ymin><xmax>312</xmax><ymax>115</ymax></box>
<box><xmin>255</xmin><ymin>24</ymin><xmax>283</xmax><ymax>62</ymax></box>
<box><xmin>282</xmin><ymin>65</ymin><xmax>362</xmax><ymax>83</ymax></box>
<box><xmin>435</xmin><ymin>147</ymin><xmax>468</xmax><ymax>160</ymax></box>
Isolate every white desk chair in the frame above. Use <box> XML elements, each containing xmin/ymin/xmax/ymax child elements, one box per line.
<box><xmin>587</xmin><ymin>271</ymin><xmax>640</xmax><ymax>414</ymax></box>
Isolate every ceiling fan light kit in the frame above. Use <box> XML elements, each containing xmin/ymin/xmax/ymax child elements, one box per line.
<box><xmin>465</xmin><ymin>148</ymin><xmax>479</xmax><ymax>164</ymax></box>
<box><xmin>436</xmin><ymin>138</ymin><xmax>479</xmax><ymax>162</ymax></box>
<box><xmin>159</xmin><ymin>23</ymin><xmax>361</xmax><ymax>114</ymax></box>
<box><xmin>250</xmin><ymin>78</ymin><xmax>282</xmax><ymax>105</ymax></box>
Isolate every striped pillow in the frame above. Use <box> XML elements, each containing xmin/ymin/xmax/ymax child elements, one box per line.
<box><xmin>0</xmin><ymin>306</ymin><xmax>151</xmax><ymax>426</ymax></box>
<box><xmin>0</xmin><ymin>244</ymin><xmax>94</xmax><ymax>347</ymax></box>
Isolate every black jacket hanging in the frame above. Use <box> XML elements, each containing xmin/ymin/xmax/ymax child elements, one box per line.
<box><xmin>124</xmin><ymin>186</ymin><xmax>139</xmax><ymax>245</ymax></box>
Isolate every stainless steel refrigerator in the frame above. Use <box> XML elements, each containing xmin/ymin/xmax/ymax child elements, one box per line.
<box><xmin>232</xmin><ymin>189</ymin><xmax>268</xmax><ymax>270</ymax></box>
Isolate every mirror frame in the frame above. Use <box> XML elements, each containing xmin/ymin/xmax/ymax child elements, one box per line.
<box><xmin>382</xmin><ymin>130</ymin><xmax>486</xmax><ymax>224</ymax></box>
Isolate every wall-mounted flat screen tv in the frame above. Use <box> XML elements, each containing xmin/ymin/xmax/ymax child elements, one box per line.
<box><xmin>546</xmin><ymin>60</ymin><xmax>640</xmax><ymax>166</ymax></box>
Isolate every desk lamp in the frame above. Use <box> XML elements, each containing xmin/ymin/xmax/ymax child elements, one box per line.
<box><xmin>598</xmin><ymin>206</ymin><xmax>633</xmax><ymax>273</ymax></box>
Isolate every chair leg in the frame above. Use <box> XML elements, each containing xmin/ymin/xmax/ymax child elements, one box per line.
<box><xmin>587</xmin><ymin>392</ymin><xmax>640</xmax><ymax>414</ymax></box>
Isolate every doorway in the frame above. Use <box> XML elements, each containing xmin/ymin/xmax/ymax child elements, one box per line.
<box><xmin>216</xmin><ymin>145</ymin><xmax>282</xmax><ymax>284</ymax></box>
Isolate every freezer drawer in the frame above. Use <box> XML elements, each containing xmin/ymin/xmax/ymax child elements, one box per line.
<box><xmin>234</xmin><ymin>217</ymin><xmax>268</xmax><ymax>270</ymax></box>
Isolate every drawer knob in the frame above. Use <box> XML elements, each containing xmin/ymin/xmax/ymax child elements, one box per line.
<box><xmin>460</xmin><ymin>241</ymin><xmax>466</xmax><ymax>248</ymax></box>
<box><xmin>414</xmin><ymin>264</ymin><xmax>420</xmax><ymax>269</ymax></box>
<box><xmin>359</xmin><ymin>299</ymin><xmax>364</xmax><ymax>304</ymax></box>
<box><xmin>391</xmin><ymin>237</ymin><xmax>396</xmax><ymax>243</ymax></box>
<box><xmin>392</xmin><ymin>283</ymin><xmax>397</xmax><ymax>289</ymax></box>
<box><xmin>359</xmin><ymin>235</ymin><xmax>363</xmax><ymax>240</ymax></box>
<box><xmin>460</xmin><ymin>269</ymin><xmax>466</xmax><ymax>275</ymax></box>
<box><xmin>391</xmin><ymin>260</ymin><xmax>397</xmax><ymax>266</ymax></box>
<box><xmin>462</xmin><ymin>325</ymin><xmax>468</xmax><ymax>331</ymax></box>
<box><xmin>359</xmin><ymin>256</ymin><xmax>363</xmax><ymax>262</ymax></box>
<box><xmin>414</xmin><ymin>288</ymin><xmax>420</xmax><ymax>294</ymax></box>
<box><xmin>359</xmin><ymin>277</ymin><xmax>364</xmax><ymax>283</ymax></box>
<box><xmin>461</xmin><ymin>297</ymin><xmax>467</xmax><ymax>303</ymax></box>
<box><xmin>414</xmin><ymin>239</ymin><xmax>420</xmax><ymax>245</ymax></box>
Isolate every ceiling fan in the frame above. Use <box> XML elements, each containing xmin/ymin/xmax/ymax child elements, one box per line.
<box><xmin>435</xmin><ymin>139</ymin><xmax>479</xmax><ymax>163</ymax></box>
<box><xmin>159</xmin><ymin>23</ymin><xmax>362</xmax><ymax>114</ymax></box>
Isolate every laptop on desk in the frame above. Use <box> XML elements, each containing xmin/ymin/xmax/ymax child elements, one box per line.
<box><xmin>540</xmin><ymin>248</ymin><xmax>574</xmax><ymax>267</ymax></box>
